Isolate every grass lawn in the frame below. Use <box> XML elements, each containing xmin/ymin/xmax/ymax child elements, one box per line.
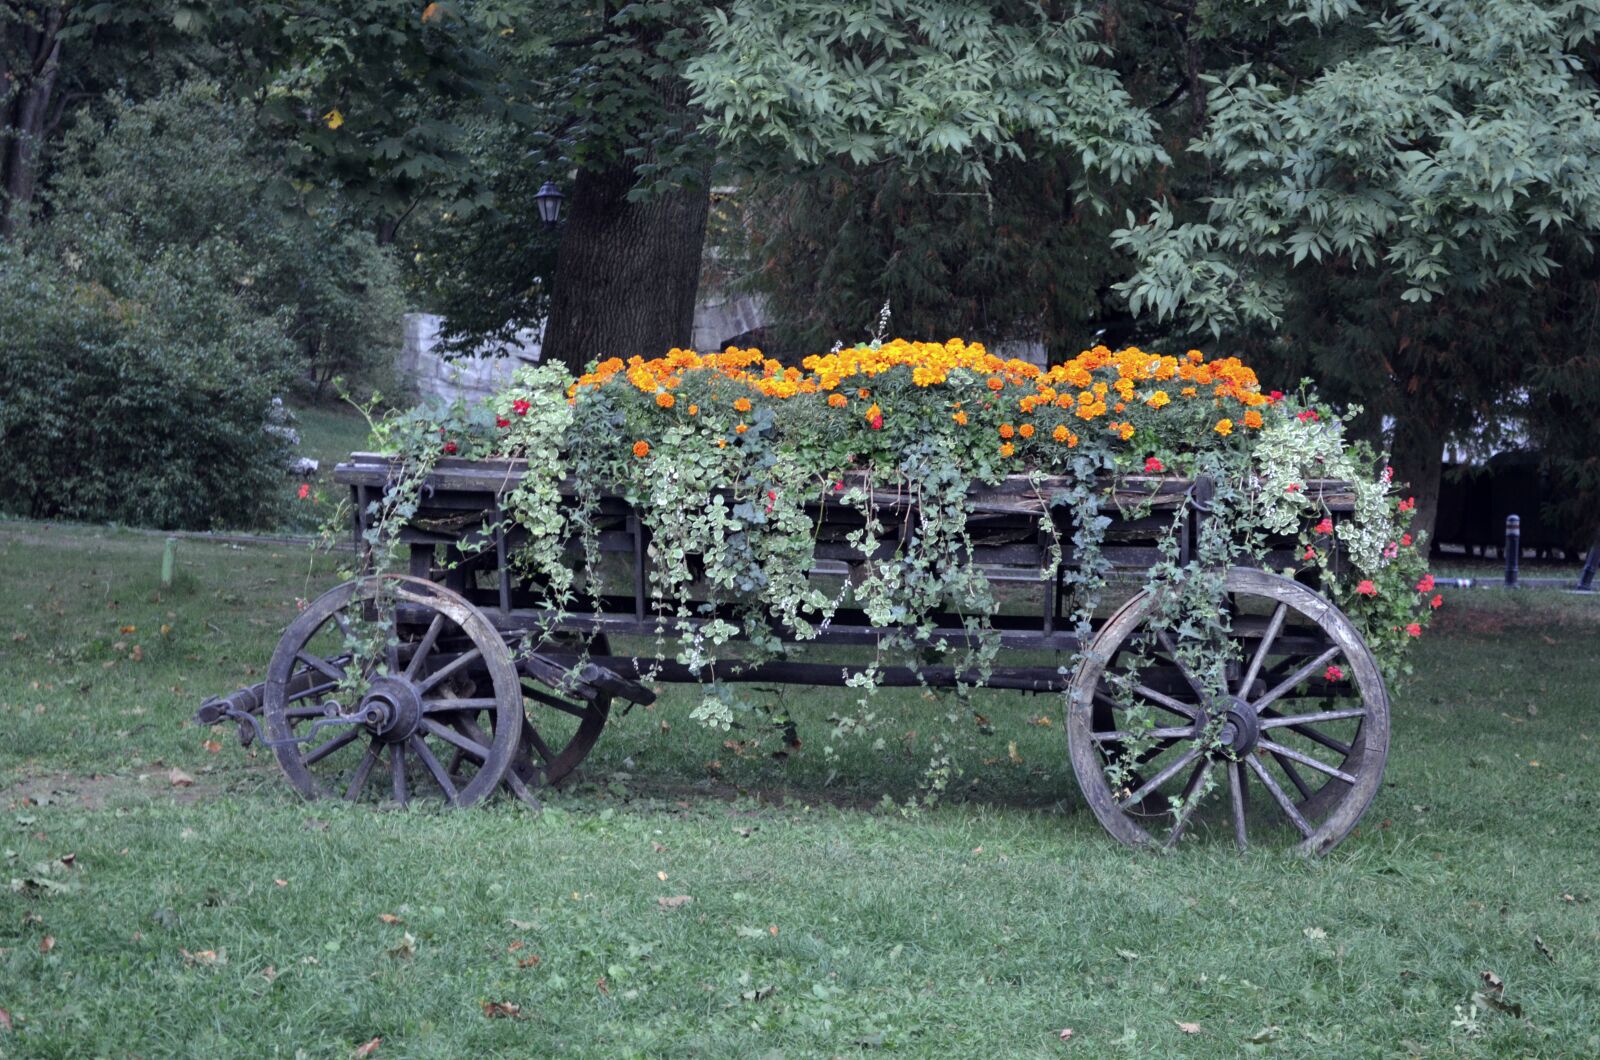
<box><xmin>2</xmin><ymin>521</ymin><xmax>1598</xmax><ymax>1056</ymax></box>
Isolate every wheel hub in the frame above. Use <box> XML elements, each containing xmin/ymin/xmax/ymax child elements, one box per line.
<box><xmin>1211</xmin><ymin>696</ymin><xmax>1259</xmax><ymax>758</ymax></box>
<box><xmin>357</xmin><ymin>675</ymin><xmax>424</xmax><ymax>743</ymax></box>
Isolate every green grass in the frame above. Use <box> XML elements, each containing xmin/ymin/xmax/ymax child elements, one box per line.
<box><xmin>2</xmin><ymin>522</ymin><xmax>1599</xmax><ymax>1056</ymax></box>
<box><xmin>292</xmin><ymin>401</ymin><xmax>378</xmax><ymax>472</ymax></box>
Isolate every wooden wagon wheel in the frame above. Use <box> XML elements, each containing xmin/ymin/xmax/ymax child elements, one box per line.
<box><xmin>261</xmin><ymin>576</ymin><xmax>523</xmax><ymax>808</ymax></box>
<box><xmin>1067</xmin><ymin>567</ymin><xmax>1389</xmax><ymax>855</ymax></box>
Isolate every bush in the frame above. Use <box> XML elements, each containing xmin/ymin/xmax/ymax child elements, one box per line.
<box><xmin>0</xmin><ymin>243</ymin><xmax>295</xmax><ymax>529</ymax></box>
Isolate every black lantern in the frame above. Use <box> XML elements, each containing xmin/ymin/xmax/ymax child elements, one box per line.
<box><xmin>534</xmin><ymin>181</ymin><xmax>565</xmax><ymax>229</ymax></box>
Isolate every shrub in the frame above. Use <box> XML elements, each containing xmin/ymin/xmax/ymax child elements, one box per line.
<box><xmin>0</xmin><ymin>242</ymin><xmax>295</xmax><ymax>529</ymax></box>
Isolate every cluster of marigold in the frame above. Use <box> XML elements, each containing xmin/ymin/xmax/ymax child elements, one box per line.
<box><xmin>562</xmin><ymin>339</ymin><xmax>1282</xmax><ymax>460</ymax></box>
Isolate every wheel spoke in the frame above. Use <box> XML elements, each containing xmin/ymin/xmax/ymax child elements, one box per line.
<box><xmin>1271</xmin><ymin>751</ymin><xmax>1314</xmax><ymax>800</ymax></box>
<box><xmin>524</xmin><ymin>686</ymin><xmax>593</xmax><ymax>719</ymax></box>
<box><xmin>404</xmin><ymin>614</ymin><xmax>447</xmax><ymax>680</ymax></box>
<box><xmin>303</xmin><ymin>727</ymin><xmax>360</xmax><ymax>766</ymax></box>
<box><xmin>1251</xmin><ymin>645</ymin><xmax>1341</xmax><ymax>714</ymax></box>
<box><xmin>288</xmin><ymin>679</ymin><xmax>340</xmax><ymax>704</ymax></box>
<box><xmin>422</xmin><ymin>697</ymin><xmax>501</xmax><ymax>712</ymax></box>
<box><xmin>1092</xmin><ymin>726</ymin><xmax>1195</xmax><ymax>743</ymax></box>
<box><xmin>1246</xmin><ymin>755</ymin><xmax>1312</xmax><ymax>837</ymax></box>
<box><xmin>1166</xmin><ymin>759</ymin><xmax>1214</xmax><ymax>848</ymax></box>
<box><xmin>344</xmin><ymin>740</ymin><xmax>381</xmax><ymax>801</ymax></box>
<box><xmin>409</xmin><ymin>735</ymin><xmax>459</xmax><ymax>806</ymax></box>
<box><xmin>1156</xmin><ymin>630</ymin><xmax>1210</xmax><ymax>701</ymax></box>
<box><xmin>415</xmin><ymin>647</ymin><xmax>483</xmax><ymax>695</ymax></box>
<box><xmin>525</xmin><ymin>723</ymin><xmax>557</xmax><ymax>765</ymax></box>
<box><xmin>1258</xmin><ymin>708</ymin><xmax>1366</xmax><ymax>729</ymax></box>
<box><xmin>420</xmin><ymin>718</ymin><xmax>490</xmax><ymax>760</ymax></box>
<box><xmin>1117</xmin><ymin>746</ymin><xmax>1204</xmax><ymax>811</ymax></box>
<box><xmin>1258</xmin><ymin>738</ymin><xmax>1356</xmax><ymax>784</ymax></box>
<box><xmin>390</xmin><ymin>742</ymin><xmax>408</xmax><ymax>804</ymax></box>
<box><xmin>296</xmin><ymin>651</ymin><xmax>346</xmax><ymax>682</ymax></box>
<box><xmin>1236</xmin><ymin>602</ymin><xmax>1287</xmax><ymax>697</ymax></box>
<box><xmin>1229</xmin><ymin>760</ymin><xmax>1249</xmax><ymax>851</ymax></box>
<box><xmin>1102</xmin><ymin>676</ymin><xmax>1198</xmax><ymax>722</ymax></box>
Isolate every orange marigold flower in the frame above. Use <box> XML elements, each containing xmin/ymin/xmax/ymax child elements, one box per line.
<box><xmin>716</xmin><ymin>438</ymin><xmax>728</xmax><ymax>448</ymax></box>
<box><xmin>1214</xmin><ymin>418</ymin><xmax>1234</xmax><ymax>437</ymax></box>
<box><xmin>733</xmin><ymin>397</ymin><xmax>752</xmax><ymax>413</ymax></box>
<box><xmin>1113</xmin><ymin>402</ymin><xmax>1127</xmax><ymax>413</ymax></box>
<box><xmin>655</xmin><ymin>391</ymin><xmax>675</xmax><ymax>409</ymax></box>
<box><xmin>735</xmin><ymin>423</ymin><xmax>749</xmax><ymax>434</ymax></box>
<box><xmin>999</xmin><ymin>423</ymin><xmax>1015</xmax><ymax>439</ymax></box>
<box><xmin>1146</xmin><ymin>390</ymin><xmax>1170</xmax><ymax>409</ymax></box>
<box><xmin>688</xmin><ymin>404</ymin><xmax>698</xmax><ymax>416</ymax></box>
<box><xmin>999</xmin><ymin>441</ymin><xmax>1015</xmax><ymax>457</ymax></box>
<box><xmin>1018</xmin><ymin>423</ymin><xmax>1034</xmax><ymax>439</ymax></box>
<box><xmin>858</xmin><ymin>388</ymin><xmax>871</xmax><ymax>399</ymax></box>
<box><xmin>1242</xmin><ymin>409</ymin><xmax>1263</xmax><ymax>429</ymax></box>
<box><xmin>1052</xmin><ymin>425</ymin><xmax>1069</xmax><ymax>443</ymax></box>
<box><xmin>827</xmin><ymin>393</ymin><xmax>848</xmax><ymax>408</ymax></box>
<box><xmin>632</xmin><ymin>440</ymin><xmax>650</xmax><ymax>458</ymax></box>
<box><xmin>1180</xmin><ymin>387</ymin><xmax>1197</xmax><ymax>398</ymax></box>
<box><xmin>986</xmin><ymin>376</ymin><xmax>1005</xmax><ymax>392</ymax></box>
<box><xmin>952</xmin><ymin>411</ymin><xmax>968</xmax><ymax>426</ymax></box>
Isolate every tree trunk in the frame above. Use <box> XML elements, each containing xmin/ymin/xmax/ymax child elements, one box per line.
<box><xmin>0</xmin><ymin>5</ymin><xmax>65</xmax><ymax>240</ymax></box>
<box><xmin>540</xmin><ymin>159</ymin><xmax>711</xmax><ymax>374</ymax></box>
<box><xmin>1390</xmin><ymin>410</ymin><xmax>1446</xmax><ymax>545</ymax></box>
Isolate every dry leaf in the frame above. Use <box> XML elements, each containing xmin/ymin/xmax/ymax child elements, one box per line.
<box><xmin>595</xmin><ymin>977</ymin><xmax>609</xmax><ymax>996</ymax></box>
<box><xmin>768</xmin><ymin>925</ymin><xmax>779</xmax><ymax>937</ymax></box>
<box><xmin>59</xmin><ymin>853</ymin><xmax>75</xmax><ymax>868</ymax></box>
<box><xmin>740</xmin><ymin>984</ymin><xmax>777</xmax><ymax>1002</ymax></box>
<box><xmin>517</xmin><ymin>954</ymin><xmax>541</xmax><ymax>969</ymax></box>
<box><xmin>181</xmin><ymin>948</ymin><xmax>225</xmax><ymax>967</ymax></box>
<box><xmin>1007</xmin><ymin>740</ymin><xmax>1023</xmax><ymax>764</ymax></box>
<box><xmin>1058</xmin><ymin>1028</ymin><xmax>1073</xmax><ymax>1041</ymax></box>
<box><xmin>378</xmin><ymin>913</ymin><xmax>403</xmax><ymax>925</ymax></box>
<box><xmin>387</xmin><ymin>933</ymin><xmax>416</xmax><ymax>960</ymax></box>
<box><xmin>1176</xmin><ymin>1021</ymin><xmax>1201</xmax><ymax>1034</ymax></box>
<box><xmin>651</xmin><ymin>841</ymin><xmax>666</xmax><ymax>853</ymax></box>
<box><xmin>202</xmin><ymin>740</ymin><xmax>222</xmax><ymax>754</ymax></box>
<box><xmin>481</xmin><ymin>1001</ymin><xmax>524</xmax><ymax>1020</ymax></box>
<box><xmin>39</xmin><ymin>935</ymin><xmax>55</xmax><ymax>954</ymax></box>
<box><xmin>1303</xmin><ymin>926</ymin><xmax>1327</xmax><ymax>941</ymax></box>
<box><xmin>1480</xmin><ymin>970</ymin><xmax>1504</xmax><ymax>994</ymax></box>
<box><xmin>421</xmin><ymin>2</ymin><xmax>442</xmax><ymax>21</ymax></box>
<box><xmin>657</xmin><ymin>895</ymin><xmax>693</xmax><ymax>910</ymax></box>
<box><xmin>167</xmin><ymin>768</ymin><xmax>195</xmax><ymax>788</ymax></box>
<box><xmin>1246</xmin><ymin>1026</ymin><xmax>1281</xmax><ymax>1044</ymax></box>
<box><xmin>274</xmin><ymin>879</ymin><xmax>288</xmax><ymax>888</ymax></box>
<box><xmin>120</xmin><ymin>624</ymin><xmax>137</xmax><ymax>635</ymax></box>
<box><xmin>0</xmin><ymin>1008</ymin><xmax>11</xmax><ymax>1032</ymax></box>
<box><xmin>1534</xmin><ymin>935</ymin><xmax>1555</xmax><ymax>962</ymax></box>
<box><xmin>353</xmin><ymin>1037</ymin><xmax>382</xmax><ymax>1058</ymax></box>
<box><xmin>507</xmin><ymin>940</ymin><xmax>524</xmax><ymax>952</ymax></box>
<box><xmin>656</xmin><ymin>871</ymin><xmax>668</xmax><ymax>882</ymax></box>
<box><xmin>262</xmin><ymin>966</ymin><xmax>277</xmax><ymax>982</ymax></box>
<box><xmin>130</xmin><ymin>645</ymin><xmax>143</xmax><ymax>662</ymax></box>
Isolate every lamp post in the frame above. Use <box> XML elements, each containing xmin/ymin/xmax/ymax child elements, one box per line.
<box><xmin>534</xmin><ymin>181</ymin><xmax>565</xmax><ymax>229</ymax></box>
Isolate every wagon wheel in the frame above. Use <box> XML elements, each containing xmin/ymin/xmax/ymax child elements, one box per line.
<box><xmin>261</xmin><ymin>576</ymin><xmax>523</xmax><ymax>807</ymax></box>
<box><xmin>1067</xmin><ymin>567</ymin><xmax>1389</xmax><ymax>855</ymax></box>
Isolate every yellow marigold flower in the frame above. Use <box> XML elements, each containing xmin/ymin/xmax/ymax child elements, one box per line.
<box><xmin>1243</xmin><ymin>409</ymin><xmax>1264</xmax><ymax>429</ymax></box>
<box><xmin>733</xmin><ymin>397</ymin><xmax>751</xmax><ymax>413</ymax></box>
<box><xmin>999</xmin><ymin>441</ymin><xmax>1015</xmax><ymax>457</ymax></box>
<box><xmin>999</xmin><ymin>423</ymin><xmax>1015</xmax><ymax>439</ymax></box>
<box><xmin>1118</xmin><ymin>422</ymin><xmax>1135</xmax><ymax>441</ymax></box>
<box><xmin>632</xmin><ymin>440</ymin><xmax>650</xmax><ymax>458</ymax></box>
<box><xmin>655</xmin><ymin>391</ymin><xmax>675</xmax><ymax>409</ymax></box>
<box><xmin>1214</xmin><ymin>418</ymin><xmax>1234</xmax><ymax>437</ymax></box>
<box><xmin>986</xmin><ymin>376</ymin><xmax>1005</xmax><ymax>392</ymax></box>
<box><xmin>1146</xmin><ymin>390</ymin><xmax>1170</xmax><ymax>409</ymax></box>
<box><xmin>1187</xmin><ymin>349</ymin><xmax>1204</xmax><ymax>364</ymax></box>
<box><xmin>1052</xmin><ymin>425</ymin><xmax>1070</xmax><ymax>443</ymax></box>
<box><xmin>1018</xmin><ymin>423</ymin><xmax>1034</xmax><ymax>439</ymax></box>
<box><xmin>735</xmin><ymin>423</ymin><xmax>749</xmax><ymax>434</ymax></box>
<box><xmin>827</xmin><ymin>393</ymin><xmax>848</xmax><ymax>408</ymax></box>
<box><xmin>1181</xmin><ymin>387</ymin><xmax>1198</xmax><ymax>398</ymax></box>
<box><xmin>952</xmin><ymin>411</ymin><xmax>968</xmax><ymax>426</ymax></box>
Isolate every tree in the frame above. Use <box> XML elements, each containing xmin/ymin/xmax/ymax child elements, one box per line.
<box><xmin>1109</xmin><ymin>0</ymin><xmax>1600</xmax><ymax>537</ymax></box>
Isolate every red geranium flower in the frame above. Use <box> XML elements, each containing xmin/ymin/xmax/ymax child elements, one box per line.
<box><xmin>1430</xmin><ymin>594</ymin><xmax>1443</xmax><ymax>609</ymax></box>
<box><xmin>1416</xmin><ymin>573</ymin><xmax>1434</xmax><ymax>592</ymax></box>
<box><xmin>1324</xmin><ymin>665</ymin><xmax>1344</xmax><ymax>682</ymax></box>
<box><xmin>1296</xmin><ymin>410</ymin><xmax>1320</xmax><ymax>423</ymax></box>
<box><xmin>869</xmin><ymin>414</ymin><xmax>883</xmax><ymax>430</ymax></box>
<box><xmin>443</xmin><ymin>440</ymin><xmax>458</xmax><ymax>455</ymax></box>
<box><xmin>1285</xmin><ymin>482</ymin><xmax>1301</xmax><ymax>493</ymax></box>
<box><xmin>1269</xmin><ymin>390</ymin><xmax>1284</xmax><ymax>403</ymax></box>
<box><xmin>1313</xmin><ymin>518</ymin><xmax>1334</xmax><ymax>535</ymax></box>
<box><xmin>1398</xmin><ymin>496</ymin><xmax>1416</xmax><ymax>512</ymax></box>
<box><xmin>1400</xmin><ymin>533</ymin><xmax>1413</xmax><ymax>546</ymax></box>
<box><xmin>297</xmin><ymin>483</ymin><xmax>311</xmax><ymax>501</ymax></box>
<box><xmin>1405</xmin><ymin>622</ymin><xmax>1422</xmax><ymax>637</ymax></box>
<box><xmin>496</xmin><ymin>417</ymin><xmax>510</xmax><ymax>428</ymax></box>
<box><xmin>1144</xmin><ymin>456</ymin><xmax>1164</xmax><ymax>473</ymax></box>
<box><xmin>1355</xmin><ymin>580</ymin><xmax>1377</xmax><ymax>597</ymax></box>
<box><xmin>512</xmin><ymin>398</ymin><xmax>532</xmax><ymax>416</ymax></box>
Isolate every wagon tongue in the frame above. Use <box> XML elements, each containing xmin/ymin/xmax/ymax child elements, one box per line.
<box><xmin>194</xmin><ymin>678</ymin><xmax>379</xmax><ymax>751</ymax></box>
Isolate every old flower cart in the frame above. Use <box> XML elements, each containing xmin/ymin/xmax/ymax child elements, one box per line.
<box><xmin>199</xmin><ymin>454</ymin><xmax>1390</xmax><ymax>856</ymax></box>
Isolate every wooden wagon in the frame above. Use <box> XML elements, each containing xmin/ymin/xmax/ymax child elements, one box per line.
<box><xmin>197</xmin><ymin>454</ymin><xmax>1389</xmax><ymax>854</ymax></box>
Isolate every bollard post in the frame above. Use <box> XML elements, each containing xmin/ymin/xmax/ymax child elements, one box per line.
<box><xmin>161</xmin><ymin>536</ymin><xmax>177</xmax><ymax>588</ymax></box>
<box><xmin>1580</xmin><ymin>542</ymin><xmax>1599</xmax><ymax>592</ymax></box>
<box><xmin>1504</xmin><ymin>515</ymin><xmax>1520</xmax><ymax>587</ymax></box>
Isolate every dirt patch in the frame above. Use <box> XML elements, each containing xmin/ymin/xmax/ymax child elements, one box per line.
<box><xmin>4</xmin><ymin>769</ymin><xmax>223</xmax><ymax>811</ymax></box>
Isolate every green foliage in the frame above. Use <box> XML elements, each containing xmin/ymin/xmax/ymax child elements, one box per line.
<box><xmin>44</xmin><ymin>84</ymin><xmax>407</xmax><ymax>399</ymax></box>
<box><xmin>0</xmin><ymin>243</ymin><xmax>294</xmax><ymax>529</ymax></box>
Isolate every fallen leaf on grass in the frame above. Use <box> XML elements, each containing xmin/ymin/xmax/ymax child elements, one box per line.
<box><xmin>735</xmin><ymin>926</ymin><xmax>767</xmax><ymax>939</ymax></box>
<box><xmin>1533</xmin><ymin>935</ymin><xmax>1555</xmax><ymax>962</ymax></box>
<box><xmin>481</xmin><ymin>1001</ymin><xmax>524</xmax><ymax>1020</ymax></box>
<box><xmin>274</xmin><ymin>879</ymin><xmax>288</xmax><ymax>887</ymax></box>
<box><xmin>201</xmin><ymin>740</ymin><xmax>222</xmax><ymax>754</ymax></box>
<box><xmin>1246</xmin><ymin>1026</ymin><xmax>1280</xmax><ymax>1044</ymax></box>
<box><xmin>517</xmin><ymin>954</ymin><xmax>541</xmax><ymax>969</ymax></box>
<box><xmin>1057</xmin><ymin>1027</ymin><xmax>1073</xmax><ymax>1041</ymax></box>
<box><xmin>740</xmin><ymin>984</ymin><xmax>777</xmax><ymax>1002</ymax></box>
<box><xmin>1115</xmin><ymin>949</ymin><xmax>1139</xmax><ymax>962</ymax></box>
<box><xmin>387</xmin><ymin>933</ymin><xmax>416</xmax><ymax>960</ymax></box>
<box><xmin>657</xmin><ymin>871</ymin><xmax>668</xmax><ymax>882</ymax></box>
<box><xmin>1303</xmin><ymin>926</ymin><xmax>1328</xmax><ymax>941</ymax></box>
<box><xmin>262</xmin><ymin>966</ymin><xmax>277</xmax><ymax>982</ymax></box>
<box><xmin>377</xmin><ymin>913</ymin><xmax>403</xmax><ymax>925</ymax></box>
<box><xmin>38</xmin><ymin>935</ymin><xmax>55</xmax><ymax>954</ymax></box>
<box><xmin>507</xmin><ymin>940</ymin><xmax>524</xmax><ymax>952</ymax></box>
<box><xmin>657</xmin><ymin>895</ymin><xmax>693</xmax><ymax>910</ymax></box>
<box><xmin>1007</xmin><ymin>740</ymin><xmax>1023</xmax><ymax>764</ymax></box>
<box><xmin>119</xmin><ymin>625</ymin><xmax>137</xmax><ymax>635</ymax></box>
<box><xmin>353</xmin><ymin>1037</ymin><xmax>382</xmax><ymax>1058</ymax></box>
<box><xmin>130</xmin><ymin>644</ymin><xmax>143</xmax><ymax>663</ymax></box>
<box><xmin>167</xmin><ymin>768</ymin><xmax>195</xmax><ymax>788</ymax></box>
<box><xmin>651</xmin><ymin>841</ymin><xmax>667</xmax><ymax>853</ymax></box>
<box><xmin>1480</xmin><ymin>970</ymin><xmax>1504</xmax><ymax>994</ymax></box>
<box><xmin>1176</xmin><ymin>1022</ymin><xmax>1201</xmax><ymax>1034</ymax></box>
<box><xmin>1471</xmin><ymin>990</ymin><xmax>1524</xmax><ymax>1019</ymax></box>
<box><xmin>181</xmin><ymin>948</ymin><xmax>226</xmax><ymax>967</ymax></box>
